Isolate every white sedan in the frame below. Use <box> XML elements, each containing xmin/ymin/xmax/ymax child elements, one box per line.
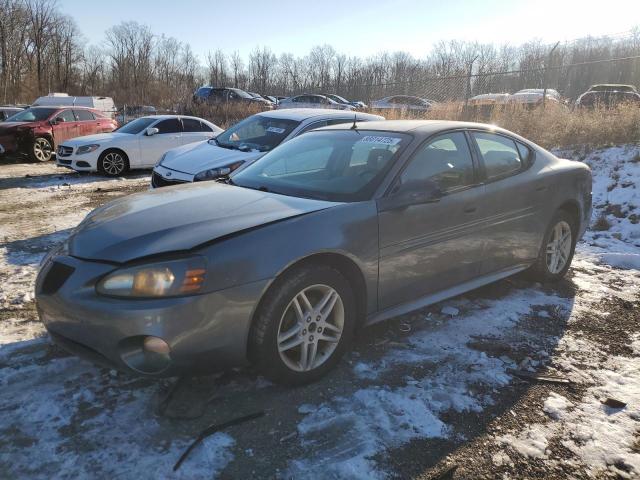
<box><xmin>56</xmin><ymin>115</ymin><xmax>222</xmax><ymax>176</ymax></box>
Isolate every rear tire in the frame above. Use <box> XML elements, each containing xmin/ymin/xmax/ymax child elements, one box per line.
<box><xmin>30</xmin><ymin>137</ymin><xmax>53</xmax><ymax>162</ymax></box>
<box><xmin>98</xmin><ymin>149</ymin><xmax>129</xmax><ymax>177</ymax></box>
<box><xmin>249</xmin><ymin>264</ymin><xmax>356</xmax><ymax>385</ymax></box>
<box><xmin>529</xmin><ymin>210</ymin><xmax>577</xmax><ymax>282</ymax></box>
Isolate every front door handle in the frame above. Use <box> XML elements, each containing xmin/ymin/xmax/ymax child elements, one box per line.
<box><xmin>535</xmin><ymin>185</ymin><xmax>547</xmax><ymax>192</ymax></box>
<box><xmin>463</xmin><ymin>206</ymin><xmax>477</xmax><ymax>214</ymax></box>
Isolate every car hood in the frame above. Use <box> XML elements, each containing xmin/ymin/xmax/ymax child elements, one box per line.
<box><xmin>61</xmin><ymin>132</ymin><xmax>127</xmax><ymax>145</ymax></box>
<box><xmin>68</xmin><ymin>182</ymin><xmax>338</xmax><ymax>263</ymax></box>
<box><xmin>161</xmin><ymin>140</ymin><xmax>264</xmax><ymax>175</ymax></box>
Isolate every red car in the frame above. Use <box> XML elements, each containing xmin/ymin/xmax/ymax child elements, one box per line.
<box><xmin>0</xmin><ymin>106</ymin><xmax>118</xmax><ymax>162</ymax></box>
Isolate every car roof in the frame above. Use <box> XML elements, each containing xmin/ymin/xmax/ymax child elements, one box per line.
<box><xmin>318</xmin><ymin>119</ymin><xmax>518</xmax><ymax>137</ymax></box>
<box><xmin>255</xmin><ymin>108</ymin><xmax>383</xmax><ymax>122</ymax></box>
<box><xmin>29</xmin><ymin>105</ymin><xmax>96</xmax><ymax>110</ymax></box>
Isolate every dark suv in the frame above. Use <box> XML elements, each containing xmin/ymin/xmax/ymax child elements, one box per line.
<box><xmin>0</xmin><ymin>106</ymin><xmax>118</xmax><ymax>161</ymax></box>
<box><xmin>575</xmin><ymin>84</ymin><xmax>640</xmax><ymax>108</ymax></box>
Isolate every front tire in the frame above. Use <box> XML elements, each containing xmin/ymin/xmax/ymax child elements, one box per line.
<box><xmin>529</xmin><ymin>210</ymin><xmax>577</xmax><ymax>282</ymax></box>
<box><xmin>30</xmin><ymin>137</ymin><xmax>53</xmax><ymax>162</ymax></box>
<box><xmin>249</xmin><ymin>265</ymin><xmax>356</xmax><ymax>385</ymax></box>
<box><xmin>98</xmin><ymin>150</ymin><xmax>129</xmax><ymax>177</ymax></box>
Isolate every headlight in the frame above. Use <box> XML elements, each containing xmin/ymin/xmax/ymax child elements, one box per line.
<box><xmin>76</xmin><ymin>144</ymin><xmax>100</xmax><ymax>155</ymax></box>
<box><xmin>96</xmin><ymin>256</ymin><xmax>206</xmax><ymax>298</ymax></box>
<box><xmin>194</xmin><ymin>162</ymin><xmax>243</xmax><ymax>182</ymax></box>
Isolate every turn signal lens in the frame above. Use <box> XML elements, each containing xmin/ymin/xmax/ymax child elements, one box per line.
<box><xmin>181</xmin><ymin>268</ymin><xmax>206</xmax><ymax>293</ymax></box>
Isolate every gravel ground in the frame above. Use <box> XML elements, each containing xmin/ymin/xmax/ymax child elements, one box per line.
<box><xmin>0</xmin><ymin>147</ymin><xmax>639</xmax><ymax>479</ymax></box>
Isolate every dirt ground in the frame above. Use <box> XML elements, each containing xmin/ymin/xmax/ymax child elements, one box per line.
<box><xmin>0</xmin><ymin>156</ymin><xmax>639</xmax><ymax>479</ymax></box>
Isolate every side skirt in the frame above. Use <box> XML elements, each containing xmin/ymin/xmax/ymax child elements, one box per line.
<box><xmin>365</xmin><ymin>263</ymin><xmax>531</xmax><ymax>326</ymax></box>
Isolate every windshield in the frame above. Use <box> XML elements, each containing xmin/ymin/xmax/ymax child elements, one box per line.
<box><xmin>6</xmin><ymin>108</ymin><xmax>57</xmax><ymax>122</ymax></box>
<box><xmin>231</xmin><ymin>129</ymin><xmax>410</xmax><ymax>202</ymax></box>
<box><xmin>214</xmin><ymin>115</ymin><xmax>299</xmax><ymax>152</ymax></box>
<box><xmin>116</xmin><ymin>117</ymin><xmax>157</xmax><ymax>134</ymax></box>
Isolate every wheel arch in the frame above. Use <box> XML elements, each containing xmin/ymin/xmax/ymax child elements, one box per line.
<box><xmin>99</xmin><ymin>146</ymin><xmax>130</xmax><ymax>162</ymax></box>
<box><xmin>250</xmin><ymin>252</ymin><xmax>369</xmax><ymax>334</ymax></box>
<box><xmin>98</xmin><ymin>147</ymin><xmax>130</xmax><ymax>173</ymax></box>
<box><xmin>556</xmin><ymin>200</ymin><xmax>581</xmax><ymax>230</ymax></box>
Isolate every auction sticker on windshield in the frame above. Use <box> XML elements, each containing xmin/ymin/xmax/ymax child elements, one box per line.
<box><xmin>266</xmin><ymin>126</ymin><xmax>286</xmax><ymax>134</ymax></box>
<box><xmin>358</xmin><ymin>135</ymin><xmax>402</xmax><ymax>145</ymax></box>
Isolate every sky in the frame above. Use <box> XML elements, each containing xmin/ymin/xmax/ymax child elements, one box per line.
<box><xmin>59</xmin><ymin>0</ymin><xmax>639</xmax><ymax>62</ymax></box>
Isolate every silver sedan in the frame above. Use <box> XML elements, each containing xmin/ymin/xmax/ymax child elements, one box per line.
<box><xmin>35</xmin><ymin>120</ymin><xmax>592</xmax><ymax>385</ymax></box>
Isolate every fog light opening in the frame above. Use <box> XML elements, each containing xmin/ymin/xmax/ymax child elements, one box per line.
<box><xmin>119</xmin><ymin>335</ymin><xmax>172</xmax><ymax>374</ymax></box>
<box><xmin>143</xmin><ymin>336</ymin><xmax>171</xmax><ymax>355</ymax></box>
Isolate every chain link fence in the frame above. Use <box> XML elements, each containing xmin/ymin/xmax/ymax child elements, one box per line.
<box><xmin>318</xmin><ymin>55</ymin><xmax>640</xmax><ymax>106</ymax></box>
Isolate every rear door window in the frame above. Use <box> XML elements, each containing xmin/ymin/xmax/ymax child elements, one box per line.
<box><xmin>182</xmin><ymin>118</ymin><xmax>203</xmax><ymax>132</ymax></box>
<box><xmin>155</xmin><ymin>118</ymin><xmax>181</xmax><ymax>134</ymax></box>
<box><xmin>58</xmin><ymin>110</ymin><xmax>76</xmax><ymax>122</ymax></box>
<box><xmin>74</xmin><ymin>110</ymin><xmax>95</xmax><ymax>121</ymax></box>
<box><xmin>472</xmin><ymin>132</ymin><xmax>522</xmax><ymax>180</ymax></box>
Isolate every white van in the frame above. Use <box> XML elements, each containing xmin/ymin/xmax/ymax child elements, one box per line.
<box><xmin>32</xmin><ymin>93</ymin><xmax>116</xmax><ymax>118</ymax></box>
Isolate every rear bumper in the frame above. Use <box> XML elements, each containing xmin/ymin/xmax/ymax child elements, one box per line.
<box><xmin>35</xmin><ymin>254</ymin><xmax>270</xmax><ymax>376</ymax></box>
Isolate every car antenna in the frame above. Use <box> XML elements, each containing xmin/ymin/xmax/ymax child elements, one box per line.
<box><xmin>350</xmin><ymin>114</ymin><xmax>358</xmax><ymax>130</ymax></box>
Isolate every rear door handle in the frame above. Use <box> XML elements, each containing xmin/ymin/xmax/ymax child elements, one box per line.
<box><xmin>535</xmin><ymin>185</ymin><xmax>547</xmax><ymax>192</ymax></box>
<box><xmin>463</xmin><ymin>206</ymin><xmax>477</xmax><ymax>214</ymax></box>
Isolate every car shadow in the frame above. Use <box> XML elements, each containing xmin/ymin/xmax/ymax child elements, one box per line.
<box><xmin>0</xmin><ymin>270</ymin><xmax>578</xmax><ymax>478</ymax></box>
<box><xmin>0</xmin><ymin>165</ymin><xmax>149</xmax><ymax>191</ymax></box>
<box><xmin>1</xmin><ymin>229</ymin><xmax>72</xmax><ymax>266</ymax></box>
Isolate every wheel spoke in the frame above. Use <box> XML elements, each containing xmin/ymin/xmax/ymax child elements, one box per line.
<box><xmin>322</xmin><ymin>321</ymin><xmax>342</xmax><ymax>334</ymax></box>
<box><xmin>305</xmin><ymin>342</ymin><xmax>318</xmax><ymax>370</ymax></box>
<box><xmin>319</xmin><ymin>290</ymin><xmax>339</xmax><ymax>318</ymax></box>
<box><xmin>318</xmin><ymin>331</ymin><xmax>340</xmax><ymax>343</ymax></box>
<box><xmin>278</xmin><ymin>335</ymin><xmax>303</xmax><ymax>353</ymax></box>
<box><xmin>278</xmin><ymin>323</ymin><xmax>301</xmax><ymax>344</ymax></box>
<box><xmin>297</xmin><ymin>291</ymin><xmax>313</xmax><ymax>312</ymax></box>
<box><xmin>299</xmin><ymin>341</ymin><xmax>309</xmax><ymax>369</ymax></box>
<box><xmin>291</xmin><ymin>297</ymin><xmax>305</xmax><ymax>322</ymax></box>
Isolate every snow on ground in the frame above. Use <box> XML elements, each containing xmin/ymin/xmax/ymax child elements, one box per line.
<box><xmin>0</xmin><ymin>145</ymin><xmax>639</xmax><ymax>478</ymax></box>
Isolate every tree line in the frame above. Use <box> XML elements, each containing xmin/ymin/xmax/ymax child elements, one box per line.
<box><xmin>1</xmin><ymin>0</ymin><xmax>639</xmax><ymax>108</ymax></box>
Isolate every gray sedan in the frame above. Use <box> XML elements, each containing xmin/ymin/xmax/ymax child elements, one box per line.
<box><xmin>35</xmin><ymin>120</ymin><xmax>592</xmax><ymax>385</ymax></box>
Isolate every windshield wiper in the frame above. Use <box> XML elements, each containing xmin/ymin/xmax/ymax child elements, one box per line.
<box><xmin>210</xmin><ymin>138</ymin><xmax>235</xmax><ymax>150</ymax></box>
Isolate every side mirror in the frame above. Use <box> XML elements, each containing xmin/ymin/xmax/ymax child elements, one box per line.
<box><xmin>50</xmin><ymin>117</ymin><xmax>64</xmax><ymax>125</ymax></box>
<box><xmin>145</xmin><ymin>127</ymin><xmax>159</xmax><ymax>136</ymax></box>
<box><xmin>381</xmin><ymin>179</ymin><xmax>444</xmax><ymax>211</ymax></box>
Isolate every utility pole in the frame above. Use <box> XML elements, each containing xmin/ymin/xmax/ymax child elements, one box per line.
<box><xmin>543</xmin><ymin>41</ymin><xmax>560</xmax><ymax>109</ymax></box>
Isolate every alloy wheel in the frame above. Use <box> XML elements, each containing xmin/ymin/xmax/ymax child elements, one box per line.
<box><xmin>277</xmin><ymin>284</ymin><xmax>344</xmax><ymax>372</ymax></box>
<box><xmin>546</xmin><ymin>220</ymin><xmax>572</xmax><ymax>274</ymax></box>
<box><xmin>33</xmin><ymin>138</ymin><xmax>52</xmax><ymax>161</ymax></box>
<box><xmin>102</xmin><ymin>152</ymin><xmax>125</xmax><ymax>175</ymax></box>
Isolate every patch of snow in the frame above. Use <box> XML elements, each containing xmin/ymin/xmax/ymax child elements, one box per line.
<box><xmin>597</xmin><ymin>252</ymin><xmax>640</xmax><ymax>270</ymax></box>
<box><xmin>499</xmin><ymin>424</ymin><xmax>554</xmax><ymax>459</ymax></box>
<box><xmin>543</xmin><ymin>392</ymin><xmax>573</xmax><ymax>420</ymax></box>
<box><xmin>441</xmin><ymin>305</ymin><xmax>460</xmax><ymax>316</ymax></box>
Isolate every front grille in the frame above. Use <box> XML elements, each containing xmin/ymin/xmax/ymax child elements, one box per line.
<box><xmin>40</xmin><ymin>261</ymin><xmax>75</xmax><ymax>294</ymax></box>
<box><xmin>57</xmin><ymin>145</ymin><xmax>73</xmax><ymax>157</ymax></box>
<box><xmin>152</xmin><ymin>171</ymin><xmax>187</xmax><ymax>188</ymax></box>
